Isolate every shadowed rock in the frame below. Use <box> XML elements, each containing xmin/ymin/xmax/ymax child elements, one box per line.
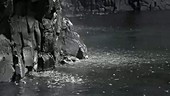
<box><xmin>37</xmin><ymin>53</ymin><xmax>55</xmax><ymax>71</ymax></box>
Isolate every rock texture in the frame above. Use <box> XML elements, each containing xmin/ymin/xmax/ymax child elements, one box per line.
<box><xmin>56</xmin><ymin>28</ymin><xmax>88</xmax><ymax>59</ymax></box>
<box><xmin>0</xmin><ymin>35</ymin><xmax>14</xmax><ymax>82</ymax></box>
<box><xmin>62</xmin><ymin>0</ymin><xmax>170</xmax><ymax>13</ymax></box>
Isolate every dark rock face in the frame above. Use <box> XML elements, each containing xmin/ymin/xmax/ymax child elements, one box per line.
<box><xmin>37</xmin><ymin>53</ymin><xmax>55</xmax><ymax>71</ymax></box>
<box><xmin>10</xmin><ymin>15</ymin><xmax>41</xmax><ymax>81</ymax></box>
<box><xmin>128</xmin><ymin>0</ymin><xmax>141</xmax><ymax>11</ymax></box>
<box><xmin>0</xmin><ymin>0</ymin><xmax>47</xmax><ymax>82</ymax></box>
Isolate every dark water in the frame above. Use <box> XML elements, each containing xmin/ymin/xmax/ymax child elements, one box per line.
<box><xmin>1</xmin><ymin>11</ymin><xmax>170</xmax><ymax>96</ymax></box>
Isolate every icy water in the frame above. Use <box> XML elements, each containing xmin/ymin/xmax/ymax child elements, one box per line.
<box><xmin>1</xmin><ymin>11</ymin><xmax>170</xmax><ymax>96</ymax></box>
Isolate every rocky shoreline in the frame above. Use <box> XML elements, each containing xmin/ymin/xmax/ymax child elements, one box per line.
<box><xmin>0</xmin><ymin>0</ymin><xmax>87</xmax><ymax>83</ymax></box>
<box><xmin>62</xmin><ymin>0</ymin><xmax>170</xmax><ymax>14</ymax></box>
<box><xmin>1</xmin><ymin>0</ymin><xmax>169</xmax><ymax>83</ymax></box>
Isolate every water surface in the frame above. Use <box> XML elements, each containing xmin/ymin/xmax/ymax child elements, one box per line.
<box><xmin>1</xmin><ymin>11</ymin><xmax>170</xmax><ymax>96</ymax></box>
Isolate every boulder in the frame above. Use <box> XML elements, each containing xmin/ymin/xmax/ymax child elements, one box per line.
<box><xmin>0</xmin><ymin>35</ymin><xmax>14</xmax><ymax>82</ymax></box>
<box><xmin>54</xmin><ymin>18</ymin><xmax>88</xmax><ymax>64</ymax></box>
<box><xmin>0</xmin><ymin>56</ymin><xmax>14</xmax><ymax>82</ymax></box>
<box><xmin>55</xmin><ymin>30</ymin><xmax>88</xmax><ymax>60</ymax></box>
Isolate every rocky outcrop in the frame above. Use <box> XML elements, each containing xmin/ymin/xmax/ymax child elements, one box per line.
<box><xmin>55</xmin><ymin>18</ymin><xmax>88</xmax><ymax>64</ymax></box>
<box><xmin>37</xmin><ymin>17</ymin><xmax>88</xmax><ymax>70</ymax></box>
<box><xmin>63</xmin><ymin>0</ymin><xmax>170</xmax><ymax>13</ymax></box>
<box><xmin>0</xmin><ymin>0</ymin><xmax>88</xmax><ymax>82</ymax></box>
